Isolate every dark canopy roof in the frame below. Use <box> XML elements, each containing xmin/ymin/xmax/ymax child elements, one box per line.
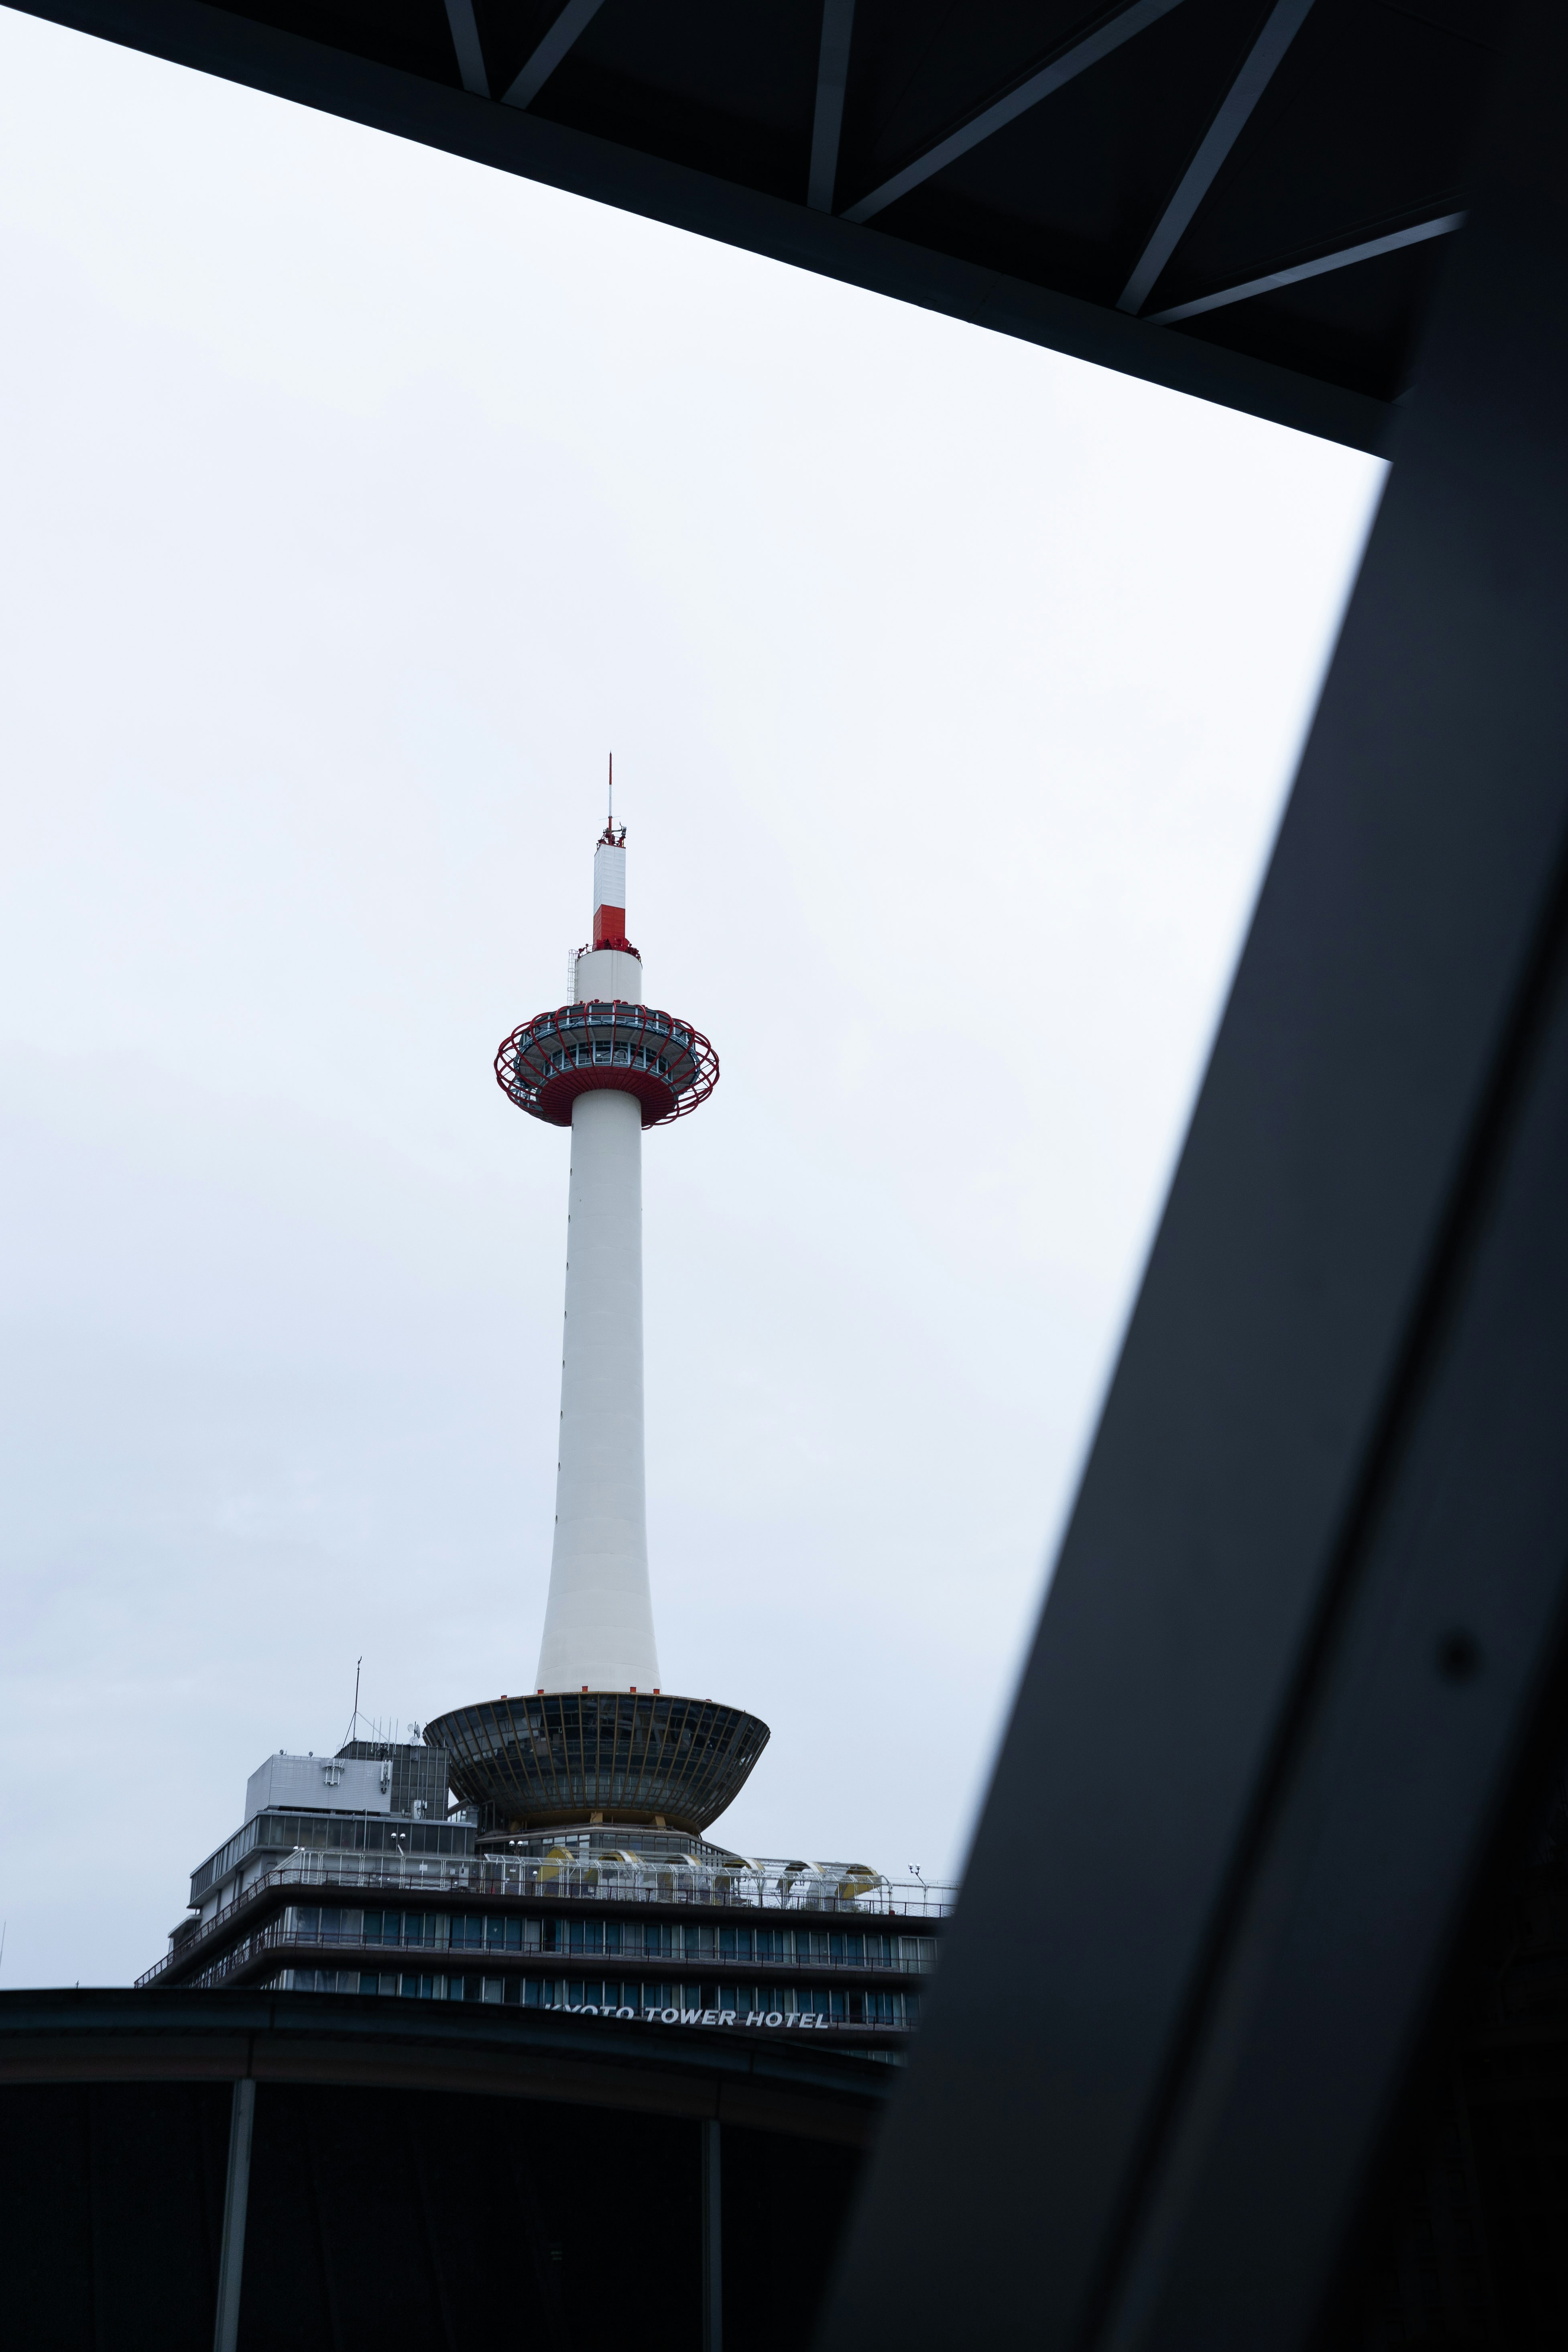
<box><xmin>16</xmin><ymin>0</ymin><xmax>1505</xmax><ymax>452</ymax></box>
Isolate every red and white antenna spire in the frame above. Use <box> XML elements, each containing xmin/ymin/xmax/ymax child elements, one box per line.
<box><xmin>593</xmin><ymin>754</ymin><xmax>630</xmax><ymax>952</ymax></box>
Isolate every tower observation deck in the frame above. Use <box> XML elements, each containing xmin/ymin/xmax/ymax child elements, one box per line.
<box><xmin>427</xmin><ymin>817</ymin><xmax>768</xmax><ymax>1840</ymax></box>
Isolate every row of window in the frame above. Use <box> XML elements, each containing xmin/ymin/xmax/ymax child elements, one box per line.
<box><xmin>545</xmin><ymin>1040</ymin><xmax>672</xmax><ymax>1075</ymax></box>
<box><xmin>531</xmin><ymin>1006</ymin><xmax>683</xmax><ymax>1039</ymax></box>
<box><xmin>271</xmin><ymin>1970</ymin><xmax>917</xmax><ymax>2024</ymax></box>
<box><xmin>291</xmin><ymin>1907</ymin><xmax>933</xmax><ymax>1969</ymax></box>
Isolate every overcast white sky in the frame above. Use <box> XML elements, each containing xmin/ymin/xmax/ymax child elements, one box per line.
<box><xmin>0</xmin><ymin>5</ymin><xmax>1384</xmax><ymax>1987</ymax></box>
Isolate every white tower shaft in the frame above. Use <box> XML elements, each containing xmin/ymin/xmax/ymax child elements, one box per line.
<box><xmin>534</xmin><ymin>920</ymin><xmax>660</xmax><ymax>1693</ymax></box>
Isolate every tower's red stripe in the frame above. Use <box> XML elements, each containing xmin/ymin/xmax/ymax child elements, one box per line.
<box><xmin>593</xmin><ymin>903</ymin><xmax>627</xmax><ymax>946</ymax></box>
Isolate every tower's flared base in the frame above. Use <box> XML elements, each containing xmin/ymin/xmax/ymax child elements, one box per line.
<box><xmin>424</xmin><ymin>1692</ymin><xmax>769</xmax><ymax>1838</ymax></box>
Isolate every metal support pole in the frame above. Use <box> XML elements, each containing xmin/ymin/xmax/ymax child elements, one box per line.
<box><xmin>701</xmin><ymin>2116</ymin><xmax>722</xmax><ymax>2352</ymax></box>
<box><xmin>213</xmin><ymin>2077</ymin><xmax>255</xmax><ymax>2352</ymax></box>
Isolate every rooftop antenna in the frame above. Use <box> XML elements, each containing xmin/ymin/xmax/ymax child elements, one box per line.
<box><xmin>600</xmin><ymin>752</ymin><xmax>624</xmax><ymax>847</ymax></box>
<box><xmin>342</xmin><ymin>1656</ymin><xmax>362</xmax><ymax>1752</ymax></box>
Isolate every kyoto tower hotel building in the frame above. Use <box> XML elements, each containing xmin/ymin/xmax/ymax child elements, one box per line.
<box><xmin>140</xmin><ymin>815</ymin><xmax>944</xmax><ymax>2046</ymax></box>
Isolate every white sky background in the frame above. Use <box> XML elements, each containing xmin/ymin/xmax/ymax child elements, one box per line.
<box><xmin>0</xmin><ymin>5</ymin><xmax>1384</xmax><ymax>1986</ymax></box>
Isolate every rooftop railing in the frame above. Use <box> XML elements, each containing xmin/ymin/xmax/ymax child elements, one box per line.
<box><xmin>139</xmin><ymin>1849</ymin><xmax>954</xmax><ymax>1988</ymax></box>
<box><xmin>156</xmin><ymin>1918</ymin><xmax>935</xmax><ymax>1999</ymax></box>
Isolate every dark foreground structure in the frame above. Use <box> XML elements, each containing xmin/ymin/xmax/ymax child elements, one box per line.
<box><xmin>14</xmin><ymin>1</ymin><xmax>1568</xmax><ymax>2345</ymax></box>
<box><xmin>0</xmin><ymin>1990</ymin><xmax>886</xmax><ymax>2352</ymax></box>
<box><xmin>9</xmin><ymin>0</ymin><xmax>1505</xmax><ymax>452</ymax></box>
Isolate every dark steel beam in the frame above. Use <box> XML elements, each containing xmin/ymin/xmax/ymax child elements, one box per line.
<box><xmin>6</xmin><ymin>0</ymin><xmax>1391</xmax><ymax>452</ymax></box>
<box><xmin>841</xmin><ymin>0</ymin><xmax>1188</xmax><ymax>226</ymax></box>
<box><xmin>1146</xmin><ymin>210</ymin><xmax>1465</xmax><ymax>324</ymax></box>
<box><xmin>807</xmin><ymin>0</ymin><xmax>855</xmax><ymax>214</ymax></box>
<box><xmin>502</xmin><ymin>0</ymin><xmax>606</xmax><ymax>112</ymax></box>
<box><xmin>702</xmin><ymin>2117</ymin><xmax>723</xmax><ymax>2352</ymax></box>
<box><xmin>816</xmin><ymin>4</ymin><xmax>1568</xmax><ymax>2347</ymax></box>
<box><xmin>441</xmin><ymin>0</ymin><xmax>488</xmax><ymax>100</ymax></box>
<box><xmin>1117</xmin><ymin>0</ymin><xmax>1316</xmax><ymax>315</ymax></box>
<box><xmin>212</xmin><ymin>2078</ymin><xmax>255</xmax><ymax>2352</ymax></box>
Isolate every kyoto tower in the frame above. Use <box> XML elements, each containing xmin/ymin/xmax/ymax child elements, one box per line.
<box><xmin>426</xmin><ymin>793</ymin><xmax>770</xmax><ymax>1846</ymax></box>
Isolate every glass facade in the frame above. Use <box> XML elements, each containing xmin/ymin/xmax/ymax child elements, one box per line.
<box><xmin>190</xmin><ymin>1809</ymin><xmax>474</xmax><ymax>1903</ymax></box>
<box><xmin>267</xmin><ymin>1965</ymin><xmax>919</xmax><ymax>2028</ymax></box>
<box><xmin>285</xmin><ymin>1906</ymin><xmax>933</xmax><ymax>1972</ymax></box>
<box><xmin>196</xmin><ymin>1906</ymin><xmax>930</xmax><ymax>2030</ymax></box>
